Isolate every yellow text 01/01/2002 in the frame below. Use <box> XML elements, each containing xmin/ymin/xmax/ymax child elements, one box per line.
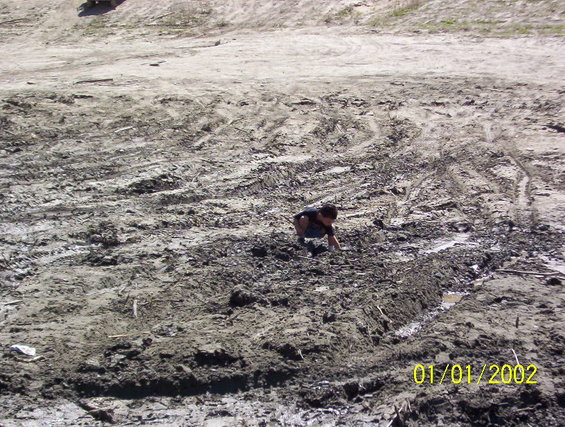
<box><xmin>412</xmin><ymin>364</ymin><xmax>539</xmax><ymax>385</ymax></box>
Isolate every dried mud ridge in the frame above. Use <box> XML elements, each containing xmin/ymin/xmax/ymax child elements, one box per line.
<box><xmin>1</xmin><ymin>76</ymin><xmax>564</xmax><ymax>425</ymax></box>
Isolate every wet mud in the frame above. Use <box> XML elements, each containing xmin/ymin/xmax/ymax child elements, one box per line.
<box><xmin>1</xmin><ymin>78</ymin><xmax>564</xmax><ymax>425</ymax></box>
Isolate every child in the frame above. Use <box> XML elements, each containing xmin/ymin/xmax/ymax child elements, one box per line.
<box><xmin>293</xmin><ymin>204</ymin><xmax>341</xmax><ymax>251</ymax></box>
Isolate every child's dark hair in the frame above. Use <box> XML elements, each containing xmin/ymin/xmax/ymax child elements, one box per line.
<box><xmin>320</xmin><ymin>204</ymin><xmax>338</xmax><ymax>219</ymax></box>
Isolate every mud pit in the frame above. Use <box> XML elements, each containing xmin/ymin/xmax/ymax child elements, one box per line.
<box><xmin>1</xmin><ymin>0</ymin><xmax>565</xmax><ymax>425</ymax></box>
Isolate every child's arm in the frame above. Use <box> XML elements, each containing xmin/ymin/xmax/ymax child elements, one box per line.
<box><xmin>328</xmin><ymin>235</ymin><xmax>340</xmax><ymax>250</ymax></box>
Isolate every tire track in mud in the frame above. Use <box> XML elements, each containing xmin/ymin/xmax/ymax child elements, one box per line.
<box><xmin>483</xmin><ymin>123</ymin><xmax>538</xmax><ymax>229</ymax></box>
<box><xmin>285</xmin><ymin>33</ymin><xmax>365</xmax><ymax>62</ymax></box>
<box><xmin>346</xmin><ymin>110</ymin><xmax>381</xmax><ymax>156</ymax></box>
<box><xmin>506</xmin><ymin>147</ymin><xmax>537</xmax><ymax>229</ymax></box>
<box><xmin>441</xmin><ymin>158</ymin><xmax>509</xmax><ymax>225</ymax></box>
<box><xmin>394</xmin><ymin>171</ymin><xmax>435</xmax><ymax>220</ymax></box>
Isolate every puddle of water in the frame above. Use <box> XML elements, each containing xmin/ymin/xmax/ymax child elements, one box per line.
<box><xmin>324</xmin><ymin>166</ymin><xmax>351</xmax><ymax>175</ymax></box>
<box><xmin>395</xmin><ymin>291</ymin><xmax>467</xmax><ymax>338</ymax></box>
<box><xmin>389</xmin><ymin>234</ymin><xmax>480</xmax><ymax>261</ymax></box>
<box><xmin>539</xmin><ymin>255</ymin><xmax>565</xmax><ymax>275</ymax></box>
<box><xmin>423</xmin><ymin>234</ymin><xmax>479</xmax><ymax>254</ymax></box>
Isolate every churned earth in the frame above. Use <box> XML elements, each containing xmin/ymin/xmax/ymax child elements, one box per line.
<box><xmin>0</xmin><ymin>0</ymin><xmax>564</xmax><ymax>425</ymax></box>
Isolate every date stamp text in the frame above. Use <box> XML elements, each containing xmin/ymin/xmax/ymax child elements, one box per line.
<box><xmin>413</xmin><ymin>364</ymin><xmax>538</xmax><ymax>385</ymax></box>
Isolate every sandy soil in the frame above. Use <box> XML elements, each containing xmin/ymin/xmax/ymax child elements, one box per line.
<box><xmin>1</xmin><ymin>0</ymin><xmax>564</xmax><ymax>425</ymax></box>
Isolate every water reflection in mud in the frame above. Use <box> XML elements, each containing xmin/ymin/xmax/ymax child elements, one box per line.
<box><xmin>395</xmin><ymin>291</ymin><xmax>466</xmax><ymax>338</ymax></box>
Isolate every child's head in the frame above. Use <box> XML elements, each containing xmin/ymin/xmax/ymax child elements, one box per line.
<box><xmin>319</xmin><ymin>204</ymin><xmax>338</xmax><ymax>226</ymax></box>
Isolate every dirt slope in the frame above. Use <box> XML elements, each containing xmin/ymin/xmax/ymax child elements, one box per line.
<box><xmin>0</xmin><ymin>0</ymin><xmax>564</xmax><ymax>425</ymax></box>
<box><xmin>1</xmin><ymin>0</ymin><xmax>563</xmax><ymax>42</ymax></box>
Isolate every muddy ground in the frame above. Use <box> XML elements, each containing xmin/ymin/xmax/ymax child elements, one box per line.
<box><xmin>0</xmin><ymin>0</ymin><xmax>564</xmax><ymax>425</ymax></box>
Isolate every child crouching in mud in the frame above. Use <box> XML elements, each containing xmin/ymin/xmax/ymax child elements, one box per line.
<box><xmin>293</xmin><ymin>204</ymin><xmax>341</xmax><ymax>251</ymax></box>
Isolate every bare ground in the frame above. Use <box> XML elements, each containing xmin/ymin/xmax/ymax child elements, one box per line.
<box><xmin>0</xmin><ymin>0</ymin><xmax>564</xmax><ymax>425</ymax></box>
